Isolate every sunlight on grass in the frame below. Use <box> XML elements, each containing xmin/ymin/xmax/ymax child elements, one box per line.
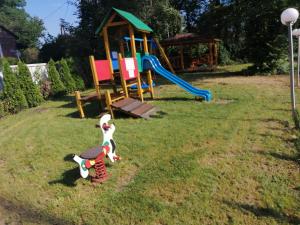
<box><xmin>0</xmin><ymin>74</ymin><xmax>299</xmax><ymax>224</ymax></box>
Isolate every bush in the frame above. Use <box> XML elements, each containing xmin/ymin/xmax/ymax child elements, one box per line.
<box><xmin>2</xmin><ymin>60</ymin><xmax>28</xmax><ymax>113</ymax></box>
<box><xmin>66</xmin><ymin>58</ymin><xmax>85</xmax><ymax>90</ymax></box>
<box><xmin>0</xmin><ymin>100</ymin><xmax>5</xmax><ymax>118</ymax></box>
<box><xmin>40</xmin><ymin>79</ymin><xmax>51</xmax><ymax>99</ymax></box>
<box><xmin>17</xmin><ymin>61</ymin><xmax>43</xmax><ymax>107</ymax></box>
<box><xmin>58</xmin><ymin>59</ymin><xmax>76</xmax><ymax>93</ymax></box>
<box><xmin>73</xmin><ymin>74</ymin><xmax>85</xmax><ymax>91</ymax></box>
<box><xmin>219</xmin><ymin>42</ymin><xmax>233</xmax><ymax>65</ymax></box>
<box><xmin>0</xmin><ymin>57</ymin><xmax>19</xmax><ymax>67</ymax></box>
<box><xmin>47</xmin><ymin>59</ymin><xmax>66</xmax><ymax>97</ymax></box>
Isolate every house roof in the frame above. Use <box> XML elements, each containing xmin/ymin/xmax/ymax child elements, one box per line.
<box><xmin>95</xmin><ymin>8</ymin><xmax>153</xmax><ymax>35</ymax></box>
<box><xmin>0</xmin><ymin>25</ymin><xmax>18</xmax><ymax>38</ymax></box>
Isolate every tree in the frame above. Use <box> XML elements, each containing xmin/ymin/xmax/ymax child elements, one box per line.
<box><xmin>197</xmin><ymin>0</ymin><xmax>300</xmax><ymax>73</ymax></box>
<box><xmin>2</xmin><ymin>60</ymin><xmax>28</xmax><ymax>113</ymax></box>
<box><xmin>0</xmin><ymin>0</ymin><xmax>44</xmax><ymax>49</ymax></box>
<box><xmin>58</xmin><ymin>59</ymin><xmax>76</xmax><ymax>93</ymax></box>
<box><xmin>47</xmin><ymin>59</ymin><xmax>66</xmax><ymax>97</ymax></box>
<box><xmin>17</xmin><ymin>61</ymin><xmax>43</xmax><ymax>107</ymax></box>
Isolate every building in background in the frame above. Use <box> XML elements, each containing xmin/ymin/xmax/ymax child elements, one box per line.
<box><xmin>0</xmin><ymin>25</ymin><xmax>20</xmax><ymax>58</ymax></box>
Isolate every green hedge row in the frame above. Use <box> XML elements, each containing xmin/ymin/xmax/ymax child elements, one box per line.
<box><xmin>0</xmin><ymin>58</ymin><xmax>85</xmax><ymax>117</ymax></box>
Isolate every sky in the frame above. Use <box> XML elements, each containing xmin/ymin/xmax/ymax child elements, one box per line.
<box><xmin>25</xmin><ymin>0</ymin><xmax>78</xmax><ymax>37</ymax></box>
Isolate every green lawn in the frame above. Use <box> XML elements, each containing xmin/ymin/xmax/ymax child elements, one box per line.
<box><xmin>0</xmin><ymin>74</ymin><xmax>299</xmax><ymax>224</ymax></box>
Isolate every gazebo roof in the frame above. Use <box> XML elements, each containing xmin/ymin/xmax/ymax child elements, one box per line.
<box><xmin>161</xmin><ymin>33</ymin><xmax>220</xmax><ymax>46</ymax></box>
<box><xmin>95</xmin><ymin>8</ymin><xmax>153</xmax><ymax>35</ymax></box>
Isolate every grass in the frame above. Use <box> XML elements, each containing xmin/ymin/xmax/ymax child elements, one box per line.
<box><xmin>0</xmin><ymin>73</ymin><xmax>299</xmax><ymax>224</ymax></box>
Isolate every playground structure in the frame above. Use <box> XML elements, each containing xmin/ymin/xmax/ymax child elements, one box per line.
<box><xmin>160</xmin><ymin>33</ymin><xmax>220</xmax><ymax>72</ymax></box>
<box><xmin>75</xmin><ymin>8</ymin><xmax>212</xmax><ymax>118</ymax></box>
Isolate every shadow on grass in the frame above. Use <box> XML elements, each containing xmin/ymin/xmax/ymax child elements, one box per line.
<box><xmin>258</xmin><ymin>151</ymin><xmax>300</xmax><ymax>165</ymax></box>
<box><xmin>223</xmin><ymin>200</ymin><xmax>300</xmax><ymax>224</ymax></box>
<box><xmin>0</xmin><ymin>196</ymin><xmax>72</xmax><ymax>225</ymax></box>
<box><xmin>63</xmin><ymin>101</ymin><xmax>103</xmax><ymax>119</ymax></box>
<box><xmin>48</xmin><ymin>154</ymin><xmax>81</xmax><ymax>187</ymax></box>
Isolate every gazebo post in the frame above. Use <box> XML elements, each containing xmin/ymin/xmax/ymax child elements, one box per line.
<box><xmin>214</xmin><ymin>42</ymin><xmax>218</xmax><ymax>66</ymax></box>
<box><xmin>143</xmin><ymin>33</ymin><xmax>154</xmax><ymax>98</ymax></box>
<box><xmin>208</xmin><ymin>42</ymin><xmax>213</xmax><ymax>69</ymax></box>
<box><xmin>180</xmin><ymin>46</ymin><xmax>184</xmax><ymax>70</ymax></box>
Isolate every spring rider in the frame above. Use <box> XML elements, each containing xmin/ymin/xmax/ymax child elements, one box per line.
<box><xmin>73</xmin><ymin>114</ymin><xmax>121</xmax><ymax>183</ymax></box>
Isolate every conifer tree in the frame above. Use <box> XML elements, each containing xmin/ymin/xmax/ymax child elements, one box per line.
<box><xmin>47</xmin><ymin>59</ymin><xmax>66</xmax><ymax>97</ymax></box>
<box><xmin>2</xmin><ymin>60</ymin><xmax>28</xmax><ymax>113</ymax></box>
<box><xmin>17</xmin><ymin>61</ymin><xmax>43</xmax><ymax>107</ymax></box>
<box><xmin>59</xmin><ymin>58</ymin><xmax>76</xmax><ymax>93</ymax></box>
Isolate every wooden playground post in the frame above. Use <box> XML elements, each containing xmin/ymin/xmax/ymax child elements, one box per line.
<box><xmin>105</xmin><ymin>90</ymin><xmax>114</xmax><ymax>119</ymax></box>
<box><xmin>153</xmin><ymin>38</ymin><xmax>175</xmax><ymax>74</ymax></box>
<box><xmin>119</xmin><ymin>40</ymin><xmax>125</xmax><ymax>57</ymax></box>
<box><xmin>129</xmin><ymin>25</ymin><xmax>137</xmax><ymax>58</ymax></box>
<box><xmin>143</xmin><ymin>33</ymin><xmax>154</xmax><ymax>98</ymax></box>
<box><xmin>89</xmin><ymin>56</ymin><xmax>101</xmax><ymax>100</ymax></box>
<box><xmin>118</xmin><ymin>53</ymin><xmax>129</xmax><ymax>98</ymax></box>
<box><xmin>103</xmin><ymin>27</ymin><xmax>114</xmax><ymax>76</ymax></box>
<box><xmin>75</xmin><ymin>91</ymin><xmax>85</xmax><ymax>118</ymax></box>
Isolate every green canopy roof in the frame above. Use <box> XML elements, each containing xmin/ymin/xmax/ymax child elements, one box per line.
<box><xmin>95</xmin><ymin>8</ymin><xmax>153</xmax><ymax>35</ymax></box>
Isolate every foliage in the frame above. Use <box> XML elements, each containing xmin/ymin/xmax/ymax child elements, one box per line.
<box><xmin>39</xmin><ymin>35</ymin><xmax>74</xmax><ymax>62</ymax></box>
<box><xmin>17</xmin><ymin>61</ymin><xmax>43</xmax><ymax>107</ymax></box>
<box><xmin>47</xmin><ymin>59</ymin><xmax>66</xmax><ymax>97</ymax></box>
<box><xmin>0</xmin><ymin>57</ymin><xmax>19</xmax><ymax>67</ymax></box>
<box><xmin>66</xmin><ymin>58</ymin><xmax>85</xmax><ymax>90</ymax></box>
<box><xmin>0</xmin><ymin>0</ymin><xmax>44</xmax><ymax>49</ymax></box>
<box><xmin>0</xmin><ymin>100</ymin><xmax>6</xmax><ymax>118</ymax></box>
<box><xmin>149</xmin><ymin>2</ymin><xmax>181</xmax><ymax>39</ymax></box>
<box><xmin>2</xmin><ymin>60</ymin><xmax>28</xmax><ymax>113</ymax></box>
<box><xmin>58</xmin><ymin>59</ymin><xmax>76</xmax><ymax>93</ymax></box>
<box><xmin>21</xmin><ymin>47</ymin><xmax>40</xmax><ymax>64</ymax></box>
<box><xmin>197</xmin><ymin>0</ymin><xmax>300</xmax><ymax>74</ymax></box>
<box><xmin>39</xmin><ymin>79</ymin><xmax>51</xmax><ymax>99</ymax></box>
<box><xmin>218</xmin><ymin>41</ymin><xmax>233</xmax><ymax>65</ymax></box>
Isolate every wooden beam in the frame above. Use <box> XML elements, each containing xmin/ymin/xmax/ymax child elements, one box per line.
<box><xmin>128</xmin><ymin>25</ymin><xmax>136</xmax><ymax>58</ymax></box>
<box><xmin>142</xmin><ymin>33</ymin><xmax>154</xmax><ymax>98</ymax></box>
<box><xmin>103</xmin><ymin>26</ymin><xmax>114</xmax><ymax>76</ymax></box>
<box><xmin>214</xmin><ymin>43</ymin><xmax>218</xmax><ymax>65</ymax></box>
<box><xmin>107</xmin><ymin>21</ymin><xmax>128</xmax><ymax>27</ymax></box>
<box><xmin>153</xmin><ymin>38</ymin><xmax>175</xmax><ymax>74</ymax></box>
<box><xmin>180</xmin><ymin>46</ymin><xmax>184</xmax><ymax>70</ymax></box>
<box><xmin>118</xmin><ymin>53</ymin><xmax>129</xmax><ymax>98</ymax></box>
<box><xmin>107</xmin><ymin>13</ymin><xmax>117</xmax><ymax>24</ymax></box>
<box><xmin>142</xmin><ymin>33</ymin><xmax>149</xmax><ymax>54</ymax></box>
<box><xmin>89</xmin><ymin>56</ymin><xmax>101</xmax><ymax>99</ymax></box>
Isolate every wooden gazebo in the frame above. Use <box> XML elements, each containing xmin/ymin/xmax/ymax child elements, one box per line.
<box><xmin>160</xmin><ymin>33</ymin><xmax>220</xmax><ymax>72</ymax></box>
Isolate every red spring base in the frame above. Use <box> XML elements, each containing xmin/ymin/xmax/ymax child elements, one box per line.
<box><xmin>91</xmin><ymin>158</ymin><xmax>108</xmax><ymax>184</ymax></box>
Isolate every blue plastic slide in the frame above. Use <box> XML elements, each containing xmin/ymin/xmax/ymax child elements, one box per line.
<box><xmin>142</xmin><ymin>55</ymin><xmax>212</xmax><ymax>101</ymax></box>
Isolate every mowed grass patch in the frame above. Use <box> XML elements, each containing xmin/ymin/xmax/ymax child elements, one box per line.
<box><xmin>0</xmin><ymin>75</ymin><xmax>299</xmax><ymax>224</ymax></box>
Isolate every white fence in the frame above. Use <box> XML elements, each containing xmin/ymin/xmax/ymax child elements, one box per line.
<box><xmin>0</xmin><ymin>63</ymin><xmax>48</xmax><ymax>91</ymax></box>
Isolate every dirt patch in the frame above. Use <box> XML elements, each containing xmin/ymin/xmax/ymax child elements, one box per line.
<box><xmin>206</xmin><ymin>75</ymin><xmax>289</xmax><ymax>87</ymax></box>
<box><xmin>115</xmin><ymin>164</ymin><xmax>139</xmax><ymax>192</ymax></box>
<box><xmin>215</xmin><ymin>99</ymin><xmax>235</xmax><ymax>105</ymax></box>
<box><xmin>33</xmin><ymin>107</ymin><xmax>50</xmax><ymax>113</ymax></box>
<box><xmin>0</xmin><ymin>158</ymin><xmax>5</xmax><ymax>167</ymax></box>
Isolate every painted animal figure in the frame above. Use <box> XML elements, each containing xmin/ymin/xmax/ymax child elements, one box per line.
<box><xmin>73</xmin><ymin>114</ymin><xmax>121</xmax><ymax>183</ymax></box>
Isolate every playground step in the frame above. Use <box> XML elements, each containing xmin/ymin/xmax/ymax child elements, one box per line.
<box><xmin>111</xmin><ymin>97</ymin><xmax>157</xmax><ymax>118</ymax></box>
